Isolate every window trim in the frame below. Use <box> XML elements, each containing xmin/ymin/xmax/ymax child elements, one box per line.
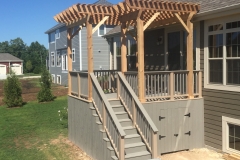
<box><xmin>56</xmin><ymin>75</ymin><xmax>61</xmax><ymax>84</ymax></box>
<box><xmin>62</xmin><ymin>52</ymin><xmax>68</xmax><ymax>71</ymax></box>
<box><xmin>222</xmin><ymin>116</ymin><xmax>240</xmax><ymax>154</ymax></box>
<box><xmin>72</xmin><ymin>48</ymin><xmax>75</xmax><ymax>62</ymax></box>
<box><xmin>204</xmin><ymin>15</ymin><xmax>240</xmax><ymax>92</ymax></box>
<box><xmin>51</xmin><ymin>52</ymin><xmax>55</xmax><ymax>67</ymax></box>
<box><xmin>55</xmin><ymin>29</ymin><xmax>60</xmax><ymax>39</ymax></box>
<box><xmin>98</xmin><ymin>24</ymin><xmax>106</xmax><ymax>36</ymax></box>
<box><xmin>51</xmin><ymin>74</ymin><xmax>55</xmax><ymax>83</ymax></box>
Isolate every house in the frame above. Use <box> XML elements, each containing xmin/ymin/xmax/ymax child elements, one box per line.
<box><xmin>45</xmin><ymin>0</ymin><xmax>115</xmax><ymax>86</ymax></box>
<box><xmin>0</xmin><ymin>53</ymin><xmax>23</xmax><ymax>76</ymax></box>
<box><xmin>53</xmin><ymin>0</ymin><xmax>240</xmax><ymax>159</ymax></box>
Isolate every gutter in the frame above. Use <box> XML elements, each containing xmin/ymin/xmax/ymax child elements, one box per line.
<box><xmin>193</xmin><ymin>3</ymin><xmax>240</xmax><ymax>22</ymax></box>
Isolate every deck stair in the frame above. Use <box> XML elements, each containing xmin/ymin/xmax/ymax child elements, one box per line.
<box><xmin>107</xmin><ymin>93</ymin><xmax>151</xmax><ymax>160</ymax></box>
<box><xmin>90</xmin><ymin>93</ymin><xmax>152</xmax><ymax>160</ymax></box>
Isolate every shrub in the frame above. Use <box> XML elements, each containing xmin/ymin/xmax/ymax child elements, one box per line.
<box><xmin>58</xmin><ymin>106</ymin><xmax>68</xmax><ymax>128</ymax></box>
<box><xmin>37</xmin><ymin>67</ymin><xmax>54</xmax><ymax>102</ymax></box>
<box><xmin>3</xmin><ymin>71</ymin><xmax>23</xmax><ymax>107</ymax></box>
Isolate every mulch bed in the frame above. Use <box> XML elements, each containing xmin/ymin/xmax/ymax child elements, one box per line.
<box><xmin>0</xmin><ymin>79</ymin><xmax>68</xmax><ymax>106</ymax></box>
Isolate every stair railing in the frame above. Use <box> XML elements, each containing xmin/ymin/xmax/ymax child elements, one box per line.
<box><xmin>90</xmin><ymin>73</ymin><xmax>126</xmax><ymax>160</ymax></box>
<box><xmin>117</xmin><ymin>72</ymin><xmax>158</xmax><ymax>158</ymax></box>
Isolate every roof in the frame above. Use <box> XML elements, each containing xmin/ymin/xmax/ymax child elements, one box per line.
<box><xmin>104</xmin><ymin>0</ymin><xmax>240</xmax><ymax>37</ymax></box>
<box><xmin>93</xmin><ymin>0</ymin><xmax>112</xmax><ymax>6</ymax></box>
<box><xmin>167</xmin><ymin>0</ymin><xmax>240</xmax><ymax>14</ymax></box>
<box><xmin>0</xmin><ymin>53</ymin><xmax>23</xmax><ymax>62</ymax></box>
<box><xmin>45</xmin><ymin>23</ymin><xmax>65</xmax><ymax>34</ymax></box>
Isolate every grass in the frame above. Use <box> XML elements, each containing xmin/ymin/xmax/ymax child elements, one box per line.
<box><xmin>0</xmin><ymin>96</ymin><xmax>70</xmax><ymax>160</ymax></box>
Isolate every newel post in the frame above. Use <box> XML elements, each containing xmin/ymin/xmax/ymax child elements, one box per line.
<box><xmin>119</xmin><ymin>136</ymin><xmax>125</xmax><ymax>160</ymax></box>
<box><xmin>151</xmin><ymin>132</ymin><xmax>157</xmax><ymax>158</ymax></box>
<box><xmin>198</xmin><ymin>71</ymin><xmax>202</xmax><ymax>98</ymax></box>
<box><xmin>87</xmin><ymin>21</ymin><xmax>93</xmax><ymax>101</ymax></box>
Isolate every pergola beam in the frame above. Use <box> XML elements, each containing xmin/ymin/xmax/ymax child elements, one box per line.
<box><xmin>143</xmin><ymin>12</ymin><xmax>160</xmax><ymax>31</ymax></box>
<box><xmin>92</xmin><ymin>16</ymin><xmax>109</xmax><ymax>34</ymax></box>
<box><xmin>174</xmin><ymin>13</ymin><xmax>189</xmax><ymax>33</ymax></box>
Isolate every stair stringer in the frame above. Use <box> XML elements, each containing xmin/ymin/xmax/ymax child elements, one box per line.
<box><xmin>68</xmin><ymin>96</ymin><xmax>118</xmax><ymax>160</ymax></box>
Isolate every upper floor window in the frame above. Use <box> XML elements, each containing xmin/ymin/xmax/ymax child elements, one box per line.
<box><xmin>56</xmin><ymin>51</ymin><xmax>61</xmax><ymax>67</ymax></box>
<box><xmin>51</xmin><ymin>52</ymin><xmax>55</xmax><ymax>67</ymax></box>
<box><xmin>98</xmin><ymin>25</ymin><xmax>105</xmax><ymax>36</ymax></box>
<box><xmin>55</xmin><ymin>29</ymin><xmax>60</xmax><ymax>39</ymax></box>
<box><xmin>226</xmin><ymin>21</ymin><xmax>240</xmax><ymax>29</ymax></box>
<box><xmin>49</xmin><ymin>32</ymin><xmax>55</xmax><ymax>43</ymax></box>
<box><xmin>72</xmin><ymin>48</ymin><xmax>75</xmax><ymax>62</ymax></box>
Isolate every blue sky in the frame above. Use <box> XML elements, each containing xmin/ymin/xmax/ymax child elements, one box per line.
<box><xmin>0</xmin><ymin>0</ymin><xmax>118</xmax><ymax>49</ymax></box>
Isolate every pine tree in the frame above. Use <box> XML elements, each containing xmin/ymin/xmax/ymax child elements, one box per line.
<box><xmin>37</xmin><ymin>68</ymin><xmax>54</xmax><ymax>102</ymax></box>
<box><xmin>3</xmin><ymin>71</ymin><xmax>23</xmax><ymax>107</ymax></box>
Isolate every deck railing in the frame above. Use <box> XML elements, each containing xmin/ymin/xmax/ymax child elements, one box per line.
<box><xmin>90</xmin><ymin>73</ymin><xmax>125</xmax><ymax>160</ymax></box>
<box><xmin>125</xmin><ymin>70</ymin><xmax>202</xmax><ymax>101</ymax></box>
<box><xmin>118</xmin><ymin>72</ymin><xmax>158</xmax><ymax>158</ymax></box>
<box><xmin>93</xmin><ymin>70</ymin><xmax>118</xmax><ymax>93</ymax></box>
<box><xmin>70</xmin><ymin>71</ymin><xmax>88</xmax><ymax>99</ymax></box>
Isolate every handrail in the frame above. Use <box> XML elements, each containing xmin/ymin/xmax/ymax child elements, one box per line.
<box><xmin>90</xmin><ymin>73</ymin><xmax>126</xmax><ymax>136</ymax></box>
<box><xmin>118</xmin><ymin>72</ymin><xmax>158</xmax><ymax>133</ymax></box>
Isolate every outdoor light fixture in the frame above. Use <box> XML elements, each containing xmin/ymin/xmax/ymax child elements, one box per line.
<box><xmin>156</xmin><ymin>36</ymin><xmax>163</xmax><ymax>45</ymax></box>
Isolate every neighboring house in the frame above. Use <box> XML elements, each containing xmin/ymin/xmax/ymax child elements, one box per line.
<box><xmin>53</xmin><ymin>0</ymin><xmax>240</xmax><ymax>159</ymax></box>
<box><xmin>0</xmin><ymin>53</ymin><xmax>23</xmax><ymax>75</ymax></box>
<box><xmin>45</xmin><ymin>0</ymin><xmax>115</xmax><ymax>86</ymax></box>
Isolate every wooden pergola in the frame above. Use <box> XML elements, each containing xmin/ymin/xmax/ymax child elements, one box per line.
<box><xmin>54</xmin><ymin>0</ymin><xmax>200</xmax><ymax>103</ymax></box>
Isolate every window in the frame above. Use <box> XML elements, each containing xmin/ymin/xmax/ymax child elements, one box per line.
<box><xmin>98</xmin><ymin>25</ymin><xmax>105</xmax><ymax>36</ymax></box>
<box><xmin>62</xmin><ymin>51</ymin><xmax>68</xmax><ymax>71</ymax></box>
<box><xmin>222</xmin><ymin>116</ymin><xmax>240</xmax><ymax>154</ymax></box>
<box><xmin>56</xmin><ymin>75</ymin><xmax>61</xmax><ymax>84</ymax></box>
<box><xmin>49</xmin><ymin>32</ymin><xmax>55</xmax><ymax>43</ymax></box>
<box><xmin>51</xmin><ymin>52</ymin><xmax>55</xmax><ymax>67</ymax></box>
<box><xmin>56</xmin><ymin>51</ymin><xmax>61</xmax><ymax>67</ymax></box>
<box><xmin>51</xmin><ymin>74</ymin><xmax>55</xmax><ymax>83</ymax></box>
<box><xmin>55</xmin><ymin>29</ymin><xmax>60</xmax><ymax>39</ymax></box>
<box><xmin>205</xmin><ymin>17</ymin><xmax>240</xmax><ymax>91</ymax></box>
<box><xmin>72</xmin><ymin>48</ymin><xmax>75</xmax><ymax>62</ymax></box>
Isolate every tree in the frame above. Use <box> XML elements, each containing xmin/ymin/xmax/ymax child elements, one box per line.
<box><xmin>37</xmin><ymin>67</ymin><xmax>54</xmax><ymax>102</ymax></box>
<box><xmin>3</xmin><ymin>71</ymin><xmax>23</xmax><ymax>107</ymax></box>
<box><xmin>26</xmin><ymin>60</ymin><xmax>33</xmax><ymax>73</ymax></box>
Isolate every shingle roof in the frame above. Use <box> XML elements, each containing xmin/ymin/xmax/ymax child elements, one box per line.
<box><xmin>0</xmin><ymin>53</ymin><xmax>23</xmax><ymax>62</ymax></box>
<box><xmin>167</xmin><ymin>0</ymin><xmax>240</xmax><ymax>14</ymax></box>
<box><xmin>104</xmin><ymin>0</ymin><xmax>240</xmax><ymax>36</ymax></box>
<box><xmin>93</xmin><ymin>0</ymin><xmax>112</xmax><ymax>6</ymax></box>
<box><xmin>45</xmin><ymin>23</ymin><xmax>65</xmax><ymax>34</ymax></box>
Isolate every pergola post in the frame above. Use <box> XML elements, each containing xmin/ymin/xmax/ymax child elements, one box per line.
<box><xmin>121</xmin><ymin>22</ymin><xmax>127</xmax><ymax>72</ymax></box>
<box><xmin>67</xmin><ymin>28</ymin><xmax>73</xmax><ymax>95</ymax></box>
<box><xmin>187</xmin><ymin>15</ymin><xmax>194</xmax><ymax>99</ymax></box>
<box><xmin>87</xmin><ymin>21</ymin><xmax>93</xmax><ymax>101</ymax></box>
<box><xmin>137</xmin><ymin>16</ymin><xmax>145</xmax><ymax>102</ymax></box>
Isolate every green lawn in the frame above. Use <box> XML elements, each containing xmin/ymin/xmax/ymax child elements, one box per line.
<box><xmin>0</xmin><ymin>96</ymin><xmax>70</xmax><ymax>160</ymax></box>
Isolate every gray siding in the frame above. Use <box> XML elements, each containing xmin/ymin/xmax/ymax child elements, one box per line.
<box><xmin>56</xmin><ymin>27</ymin><xmax>67</xmax><ymax>50</ymax></box>
<box><xmin>81</xmin><ymin>25</ymin><xmax>112</xmax><ymax>70</ymax></box>
<box><xmin>68</xmin><ymin>96</ymin><xmax>112</xmax><ymax>160</ymax></box>
<box><xmin>143</xmin><ymin>99</ymin><xmax>204</xmax><ymax>155</ymax></box>
<box><xmin>199</xmin><ymin>20</ymin><xmax>240</xmax><ymax>150</ymax></box>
